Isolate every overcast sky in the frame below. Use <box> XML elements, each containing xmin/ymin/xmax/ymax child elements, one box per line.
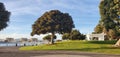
<box><xmin>0</xmin><ymin>0</ymin><xmax>100</xmax><ymax>39</ymax></box>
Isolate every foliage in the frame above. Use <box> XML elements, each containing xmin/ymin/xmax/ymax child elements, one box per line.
<box><xmin>31</xmin><ymin>10</ymin><xmax>75</xmax><ymax>44</ymax></box>
<box><xmin>43</xmin><ymin>35</ymin><xmax>56</xmax><ymax>41</ymax></box>
<box><xmin>31</xmin><ymin>10</ymin><xmax>75</xmax><ymax>36</ymax></box>
<box><xmin>20</xmin><ymin>40</ymin><xmax>120</xmax><ymax>54</ymax></box>
<box><xmin>94</xmin><ymin>24</ymin><xmax>103</xmax><ymax>34</ymax></box>
<box><xmin>43</xmin><ymin>35</ymin><xmax>51</xmax><ymax>41</ymax></box>
<box><xmin>62</xmin><ymin>30</ymin><xmax>86</xmax><ymax>40</ymax></box>
<box><xmin>80</xmin><ymin>34</ymin><xmax>86</xmax><ymax>40</ymax></box>
<box><xmin>108</xmin><ymin>29</ymin><xmax>117</xmax><ymax>40</ymax></box>
<box><xmin>0</xmin><ymin>2</ymin><xmax>10</xmax><ymax>31</ymax></box>
<box><xmin>94</xmin><ymin>0</ymin><xmax>120</xmax><ymax>40</ymax></box>
<box><xmin>62</xmin><ymin>33</ymin><xmax>70</xmax><ymax>40</ymax></box>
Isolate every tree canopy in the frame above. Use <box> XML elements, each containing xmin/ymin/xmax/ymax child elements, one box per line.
<box><xmin>31</xmin><ymin>10</ymin><xmax>75</xmax><ymax>36</ymax></box>
<box><xmin>94</xmin><ymin>0</ymin><xmax>120</xmax><ymax>40</ymax></box>
<box><xmin>31</xmin><ymin>10</ymin><xmax>75</xmax><ymax>44</ymax></box>
<box><xmin>0</xmin><ymin>2</ymin><xmax>10</xmax><ymax>31</ymax></box>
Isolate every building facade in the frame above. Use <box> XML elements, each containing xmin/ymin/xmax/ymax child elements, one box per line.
<box><xmin>86</xmin><ymin>33</ymin><xmax>106</xmax><ymax>41</ymax></box>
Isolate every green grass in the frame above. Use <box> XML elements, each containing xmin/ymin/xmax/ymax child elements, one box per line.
<box><xmin>19</xmin><ymin>40</ymin><xmax>120</xmax><ymax>54</ymax></box>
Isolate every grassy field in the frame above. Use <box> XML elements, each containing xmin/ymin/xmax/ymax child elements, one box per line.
<box><xmin>20</xmin><ymin>40</ymin><xmax>120</xmax><ymax>54</ymax></box>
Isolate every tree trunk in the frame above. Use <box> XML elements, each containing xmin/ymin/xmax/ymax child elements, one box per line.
<box><xmin>50</xmin><ymin>33</ymin><xmax>55</xmax><ymax>44</ymax></box>
<box><xmin>114</xmin><ymin>39</ymin><xmax>120</xmax><ymax>47</ymax></box>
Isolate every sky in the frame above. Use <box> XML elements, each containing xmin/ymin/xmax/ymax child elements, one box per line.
<box><xmin>0</xmin><ymin>0</ymin><xmax>100</xmax><ymax>40</ymax></box>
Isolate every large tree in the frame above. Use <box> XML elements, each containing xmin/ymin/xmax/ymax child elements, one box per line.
<box><xmin>94</xmin><ymin>0</ymin><xmax>120</xmax><ymax>40</ymax></box>
<box><xmin>0</xmin><ymin>2</ymin><xmax>10</xmax><ymax>31</ymax></box>
<box><xmin>31</xmin><ymin>10</ymin><xmax>75</xmax><ymax>44</ymax></box>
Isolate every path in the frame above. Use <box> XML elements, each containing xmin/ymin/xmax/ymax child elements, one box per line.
<box><xmin>0</xmin><ymin>47</ymin><xmax>120</xmax><ymax>57</ymax></box>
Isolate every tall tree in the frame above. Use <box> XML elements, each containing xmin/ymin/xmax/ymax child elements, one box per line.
<box><xmin>31</xmin><ymin>10</ymin><xmax>75</xmax><ymax>44</ymax></box>
<box><xmin>94</xmin><ymin>0</ymin><xmax>120</xmax><ymax>40</ymax></box>
<box><xmin>0</xmin><ymin>2</ymin><xmax>10</xmax><ymax>31</ymax></box>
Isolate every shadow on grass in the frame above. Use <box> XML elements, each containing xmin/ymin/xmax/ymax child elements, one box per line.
<box><xmin>86</xmin><ymin>40</ymin><xmax>117</xmax><ymax>44</ymax></box>
<box><xmin>43</xmin><ymin>46</ymin><xmax>120</xmax><ymax>51</ymax></box>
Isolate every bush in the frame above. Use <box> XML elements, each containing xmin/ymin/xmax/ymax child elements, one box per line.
<box><xmin>62</xmin><ymin>30</ymin><xmax>86</xmax><ymax>40</ymax></box>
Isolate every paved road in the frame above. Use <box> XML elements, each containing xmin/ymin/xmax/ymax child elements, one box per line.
<box><xmin>32</xmin><ymin>55</ymin><xmax>90</xmax><ymax>57</ymax></box>
<box><xmin>0</xmin><ymin>47</ymin><xmax>120</xmax><ymax>57</ymax></box>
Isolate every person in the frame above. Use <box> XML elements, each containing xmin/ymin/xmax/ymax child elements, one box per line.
<box><xmin>16</xmin><ymin>43</ymin><xmax>17</xmax><ymax>46</ymax></box>
<box><xmin>24</xmin><ymin>43</ymin><xmax>26</xmax><ymax>46</ymax></box>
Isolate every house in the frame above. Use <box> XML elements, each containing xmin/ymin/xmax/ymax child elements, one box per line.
<box><xmin>5</xmin><ymin>38</ymin><xmax>14</xmax><ymax>42</ymax></box>
<box><xmin>86</xmin><ymin>33</ymin><xmax>106</xmax><ymax>41</ymax></box>
<box><xmin>20</xmin><ymin>38</ymin><xmax>28</xmax><ymax>42</ymax></box>
<box><xmin>29</xmin><ymin>38</ymin><xmax>38</xmax><ymax>42</ymax></box>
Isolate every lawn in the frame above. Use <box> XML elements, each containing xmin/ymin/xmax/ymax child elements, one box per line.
<box><xmin>19</xmin><ymin>40</ymin><xmax>120</xmax><ymax>54</ymax></box>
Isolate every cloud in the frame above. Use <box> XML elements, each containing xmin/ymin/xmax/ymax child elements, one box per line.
<box><xmin>7</xmin><ymin>0</ymin><xmax>99</xmax><ymax>16</ymax></box>
<box><xmin>1</xmin><ymin>0</ymin><xmax>41</xmax><ymax>16</ymax></box>
<box><xmin>0</xmin><ymin>33</ymin><xmax>62</xmax><ymax>40</ymax></box>
<box><xmin>0</xmin><ymin>0</ymin><xmax>101</xmax><ymax>39</ymax></box>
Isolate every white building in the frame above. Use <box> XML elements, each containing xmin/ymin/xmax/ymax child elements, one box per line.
<box><xmin>86</xmin><ymin>33</ymin><xmax>106</xmax><ymax>41</ymax></box>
